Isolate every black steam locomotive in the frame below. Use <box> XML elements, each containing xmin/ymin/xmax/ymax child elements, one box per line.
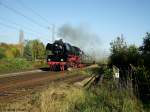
<box><xmin>46</xmin><ymin>39</ymin><xmax>85</xmax><ymax>70</ymax></box>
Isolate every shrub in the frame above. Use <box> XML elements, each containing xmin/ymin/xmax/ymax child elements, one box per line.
<box><xmin>104</xmin><ymin>68</ymin><xmax>113</xmax><ymax>80</ymax></box>
<box><xmin>39</xmin><ymin>83</ymin><xmax>143</xmax><ymax>112</ymax></box>
<box><xmin>135</xmin><ymin>67</ymin><xmax>150</xmax><ymax>103</ymax></box>
<box><xmin>0</xmin><ymin>48</ymin><xmax>6</xmax><ymax>59</ymax></box>
<box><xmin>0</xmin><ymin>58</ymin><xmax>32</xmax><ymax>73</ymax></box>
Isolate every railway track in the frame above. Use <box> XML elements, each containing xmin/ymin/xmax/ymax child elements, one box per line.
<box><xmin>0</xmin><ymin>69</ymin><xmax>89</xmax><ymax>102</ymax></box>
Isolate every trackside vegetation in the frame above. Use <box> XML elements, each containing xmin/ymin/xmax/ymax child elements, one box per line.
<box><xmin>109</xmin><ymin>33</ymin><xmax>150</xmax><ymax>110</ymax></box>
<box><xmin>0</xmin><ymin>58</ymin><xmax>47</xmax><ymax>74</ymax></box>
<box><xmin>39</xmin><ymin>83</ymin><xmax>143</xmax><ymax>112</ymax></box>
<box><xmin>0</xmin><ymin>58</ymin><xmax>31</xmax><ymax>73</ymax></box>
<box><xmin>0</xmin><ymin>67</ymin><xmax>147</xmax><ymax>112</ymax></box>
<box><xmin>0</xmin><ymin>39</ymin><xmax>46</xmax><ymax>73</ymax></box>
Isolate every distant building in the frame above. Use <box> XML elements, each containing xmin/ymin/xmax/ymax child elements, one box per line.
<box><xmin>19</xmin><ymin>30</ymin><xmax>24</xmax><ymax>44</ymax></box>
<box><xmin>19</xmin><ymin>30</ymin><xmax>24</xmax><ymax>57</ymax></box>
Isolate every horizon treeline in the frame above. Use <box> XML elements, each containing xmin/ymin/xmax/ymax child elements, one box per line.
<box><xmin>0</xmin><ymin>39</ymin><xmax>45</xmax><ymax>61</ymax></box>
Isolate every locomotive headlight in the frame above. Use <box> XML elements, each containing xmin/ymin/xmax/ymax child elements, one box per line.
<box><xmin>48</xmin><ymin>59</ymin><xmax>51</xmax><ymax>61</ymax></box>
<box><xmin>61</xmin><ymin>59</ymin><xmax>63</xmax><ymax>61</ymax></box>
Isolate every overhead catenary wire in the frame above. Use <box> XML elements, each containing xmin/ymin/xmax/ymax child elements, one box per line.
<box><xmin>0</xmin><ymin>1</ymin><xmax>53</xmax><ymax>42</ymax></box>
<box><xmin>15</xmin><ymin>0</ymin><xmax>57</xmax><ymax>41</ymax></box>
<box><xmin>0</xmin><ymin>17</ymin><xmax>42</xmax><ymax>35</ymax></box>
<box><xmin>0</xmin><ymin>21</ymin><xmax>18</xmax><ymax>31</ymax></box>
<box><xmin>0</xmin><ymin>1</ymin><xmax>48</xmax><ymax>29</ymax></box>
<box><xmin>0</xmin><ymin>21</ymin><xmax>42</xmax><ymax>38</ymax></box>
<box><xmin>16</xmin><ymin>0</ymin><xmax>49</xmax><ymax>24</ymax></box>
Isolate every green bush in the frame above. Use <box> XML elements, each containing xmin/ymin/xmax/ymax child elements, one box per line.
<box><xmin>0</xmin><ymin>48</ymin><xmax>6</xmax><ymax>59</ymax></box>
<box><xmin>0</xmin><ymin>58</ymin><xmax>32</xmax><ymax>73</ymax></box>
<box><xmin>135</xmin><ymin>67</ymin><xmax>150</xmax><ymax>103</ymax></box>
<box><xmin>103</xmin><ymin>67</ymin><xmax>113</xmax><ymax>80</ymax></box>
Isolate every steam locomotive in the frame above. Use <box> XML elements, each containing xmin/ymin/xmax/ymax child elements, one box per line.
<box><xmin>46</xmin><ymin>39</ymin><xmax>93</xmax><ymax>71</ymax></box>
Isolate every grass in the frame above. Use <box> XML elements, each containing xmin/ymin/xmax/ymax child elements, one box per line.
<box><xmin>39</xmin><ymin>80</ymin><xmax>146</xmax><ymax>112</ymax></box>
<box><xmin>0</xmin><ymin>82</ymin><xmax>145</xmax><ymax>112</ymax></box>
<box><xmin>0</xmin><ymin>58</ymin><xmax>47</xmax><ymax>74</ymax></box>
<box><xmin>0</xmin><ymin>65</ymin><xmax>148</xmax><ymax>112</ymax></box>
<box><xmin>0</xmin><ymin>58</ymin><xmax>31</xmax><ymax>73</ymax></box>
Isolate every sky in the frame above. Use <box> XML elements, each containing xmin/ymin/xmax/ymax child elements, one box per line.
<box><xmin>0</xmin><ymin>0</ymin><xmax>150</xmax><ymax>56</ymax></box>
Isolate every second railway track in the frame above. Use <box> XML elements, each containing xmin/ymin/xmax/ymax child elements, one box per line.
<box><xmin>0</xmin><ymin>70</ymin><xmax>89</xmax><ymax>102</ymax></box>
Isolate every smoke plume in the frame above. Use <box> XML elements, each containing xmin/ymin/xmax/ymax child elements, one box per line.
<box><xmin>57</xmin><ymin>24</ymin><xmax>102</xmax><ymax>60</ymax></box>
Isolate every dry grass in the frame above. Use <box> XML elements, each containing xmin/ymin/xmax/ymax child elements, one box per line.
<box><xmin>0</xmin><ymin>66</ymin><xmax>147</xmax><ymax>112</ymax></box>
<box><xmin>0</xmin><ymin>98</ymin><xmax>32</xmax><ymax>112</ymax></box>
<box><xmin>40</xmin><ymin>83</ymin><xmax>85</xmax><ymax>112</ymax></box>
<box><xmin>0</xmin><ymin>82</ymin><xmax>145</xmax><ymax>112</ymax></box>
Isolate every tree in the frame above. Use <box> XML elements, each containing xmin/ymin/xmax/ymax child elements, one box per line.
<box><xmin>23</xmin><ymin>40</ymin><xmax>33</xmax><ymax>60</ymax></box>
<box><xmin>109</xmin><ymin>37</ymin><xmax>141</xmax><ymax>67</ymax></box>
<box><xmin>140</xmin><ymin>32</ymin><xmax>150</xmax><ymax>68</ymax></box>
<box><xmin>127</xmin><ymin>45</ymin><xmax>140</xmax><ymax>66</ymax></box>
<box><xmin>110</xmin><ymin>37</ymin><xmax>127</xmax><ymax>53</ymax></box>
<box><xmin>0</xmin><ymin>48</ymin><xmax>6</xmax><ymax>59</ymax></box>
<box><xmin>140</xmin><ymin>32</ymin><xmax>150</xmax><ymax>54</ymax></box>
<box><xmin>23</xmin><ymin>40</ymin><xmax>45</xmax><ymax>61</ymax></box>
<box><xmin>109</xmin><ymin>37</ymin><xmax>128</xmax><ymax>67</ymax></box>
<box><xmin>32</xmin><ymin>40</ymin><xmax>45</xmax><ymax>60</ymax></box>
<box><xmin>137</xmin><ymin>33</ymin><xmax>150</xmax><ymax>101</ymax></box>
<box><xmin>11</xmin><ymin>47</ymin><xmax>20</xmax><ymax>57</ymax></box>
<box><xmin>0</xmin><ymin>43</ymin><xmax>21</xmax><ymax>58</ymax></box>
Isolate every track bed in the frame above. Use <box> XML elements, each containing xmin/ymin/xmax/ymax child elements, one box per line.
<box><xmin>0</xmin><ymin>69</ymin><xmax>89</xmax><ymax>103</ymax></box>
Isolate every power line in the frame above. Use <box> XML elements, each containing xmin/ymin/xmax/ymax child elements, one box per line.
<box><xmin>0</xmin><ymin>1</ymin><xmax>48</xmax><ymax>29</ymax></box>
<box><xmin>0</xmin><ymin>17</ymin><xmax>41</xmax><ymax>35</ymax></box>
<box><xmin>0</xmin><ymin>21</ymin><xmax>18</xmax><ymax>30</ymax></box>
<box><xmin>15</xmin><ymin>0</ymin><xmax>56</xmax><ymax>42</ymax></box>
<box><xmin>16</xmin><ymin>0</ymin><xmax>49</xmax><ymax>24</ymax></box>
<box><xmin>0</xmin><ymin>1</ymin><xmax>53</xmax><ymax>42</ymax></box>
<box><xmin>16</xmin><ymin>0</ymin><xmax>56</xmax><ymax>42</ymax></box>
<box><xmin>0</xmin><ymin>21</ymin><xmax>42</xmax><ymax>37</ymax></box>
